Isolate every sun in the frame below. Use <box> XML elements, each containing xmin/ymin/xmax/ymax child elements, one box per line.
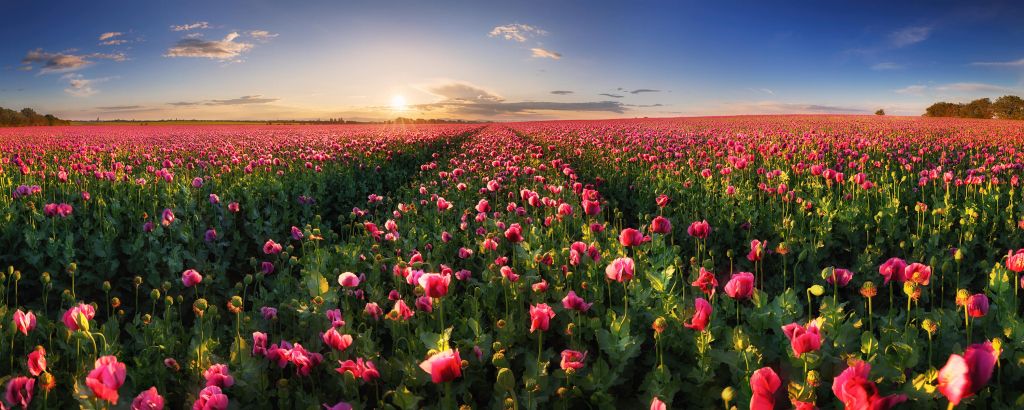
<box><xmin>390</xmin><ymin>95</ymin><xmax>408</xmax><ymax>111</ymax></box>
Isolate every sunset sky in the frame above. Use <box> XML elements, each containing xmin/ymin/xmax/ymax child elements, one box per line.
<box><xmin>2</xmin><ymin>0</ymin><xmax>1023</xmax><ymax>121</ymax></box>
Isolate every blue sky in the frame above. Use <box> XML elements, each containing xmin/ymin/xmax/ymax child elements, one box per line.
<box><xmin>1</xmin><ymin>0</ymin><xmax>1022</xmax><ymax>120</ymax></box>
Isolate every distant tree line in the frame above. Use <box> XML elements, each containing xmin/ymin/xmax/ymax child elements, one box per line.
<box><xmin>0</xmin><ymin>106</ymin><xmax>71</xmax><ymax>126</ymax></box>
<box><xmin>924</xmin><ymin>95</ymin><xmax>1024</xmax><ymax>120</ymax></box>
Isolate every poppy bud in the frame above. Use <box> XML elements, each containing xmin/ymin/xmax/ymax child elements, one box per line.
<box><xmin>808</xmin><ymin>285</ymin><xmax>825</xmax><ymax>297</ymax></box>
<box><xmin>721</xmin><ymin>386</ymin><xmax>735</xmax><ymax>402</ymax></box>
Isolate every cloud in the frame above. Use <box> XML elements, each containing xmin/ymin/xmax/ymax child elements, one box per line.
<box><xmin>98</xmin><ymin>32</ymin><xmax>127</xmax><ymax>45</ymax></box>
<box><xmin>971</xmin><ymin>58</ymin><xmax>1024</xmax><ymax>68</ymax></box>
<box><xmin>416</xmin><ymin>100</ymin><xmax>625</xmax><ymax>116</ymax></box>
<box><xmin>171</xmin><ymin>21</ymin><xmax>209</xmax><ymax>31</ymax></box>
<box><xmin>530</xmin><ymin>48</ymin><xmax>561</xmax><ymax>59</ymax></box>
<box><xmin>489</xmin><ymin>23</ymin><xmax>547</xmax><ymax>42</ymax></box>
<box><xmin>164</xmin><ymin>32</ymin><xmax>254</xmax><ymax>60</ymax></box>
<box><xmin>169</xmin><ymin>95</ymin><xmax>279</xmax><ymax>106</ymax></box>
<box><xmin>21</xmin><ymin>49</ymin><xmax>126</xmax><ymax>73</ymax></box>
<box><xmin>871</xmin><ymin>62</ymin><xmax>904</xmax><ymax>70</ymax></box>
<box><xmin>629</xmin><ymin>89</ymin><xmax>660</xmax><ymax>94</ymax></box>
<box><xmin>889</xmin><ymin>26</ymin><xmax>931</xmax><ymax>47</ymax></box>
<box><xmin>895</xmin><ymin>85</ymin><xmax>928</xmax><ymax>95</ymax></box>
<box><xmin>62</xmin><ymin>73</ymin><xmax>112</xmax><ymax>97</ymax></box>
<box><xmin>249</xmin><ymin>30</ymin><xmax>278</xmax><ymax>41</ymax></box>
<box><xmin>894</xmin><ymin>82</ymin><xmax>1015</xmax><ymax>95</ymax></box>
<box><xmin>936</xmin><ymin>82</ymin><xmax>1011</xmax><ymax>93</ymax></box>
<box><xmin>599</xmin><ymin>93</ymin><xmax>623</xmax><ymax>98</ymax></box>
<box><xmin>421</xmin><ymin>81</ymin><xmax>504</xmax><ymax>103</ymax></box>
<box><xmin>625</xmin><ymin>103</ymin><xmax>665</xmax><ymax>107</ymax></box>
<box><xmin>550</xmin><ymin>90</ymin><xmax>573</xmax><ymax>95</ymax></box>
<box><xmin>97</xmin><ymin>105</ymin><xmax>144</xmax><ymax>111</ymax></box>
<box><xmin>720</xmin><ymin>101</ymin><xmax>868</xmax><ymax>114</ymax></box>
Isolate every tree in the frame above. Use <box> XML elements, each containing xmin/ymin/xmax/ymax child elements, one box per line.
<box><xmin>875</xmin><ymin>109</ymin><xmax>885</xmax><ymax>115</ymax></box>
<box><xmin>925</xmin><ymin>102</ymin><xmax>962</xmax><ymax>117</ymax></box>
<box><xmin>993</xmin><ymin>95</ymin><xmax>1024</xmax><ymax>120</ymax></box>
<box><xmin>959</xmin><ymin>98</ymin><xmax>993</xmax><ymax>119</ymax></box>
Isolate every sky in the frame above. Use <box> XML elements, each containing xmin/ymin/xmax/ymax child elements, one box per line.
<box><xmin>1</xmin><ymin>0</ymin><xmax>1023</xmax><ymax>121</ymax></box>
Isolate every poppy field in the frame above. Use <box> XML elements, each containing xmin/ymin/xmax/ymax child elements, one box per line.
<box><xmin>2</xmin><ymin>115</ymin><xmax>1024</xmax><ymax>409</ymax></box>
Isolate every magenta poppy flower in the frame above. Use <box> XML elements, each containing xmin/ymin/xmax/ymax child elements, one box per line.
<box><xmin>618</xmin><ymin>228</ymin><xmax>649</xmax><ymax>247</ymax></box>
<box><xmin>826</xmin><ymin>268</ymin><xmax>854</xmax><ymax>287</ymax></box>
<box><xmin>193</xmin><ymin>386</ymin><xmax>229</xmax><ymax>410</ymax></box>
<box><xmin>131</xmin><ymin>387</ymin><xmax>164</xmax><ymax>410</ymax></box>
<box><xmin>364</xmin><ymin>302</ymin><xmax>383</xmax><ymax>320</ymax></box>
<box><xmin>750</xmin><ymin>367</ymin><xmax>781</xmax><ymax>410</ymax></box>
<box><xmin>27</xmin><ymin>346</ymin><xmax>46</xmax><ymax>376</ymax></box>
<box><xmin>182</xmin><ymin>269</ymin><xmax>203</xmax><ymax>288</ymax></box>
<box><xmin>967</xmin><ymin>293</ymin><xmax>989</xmax><ymax>318</ymax></box>
<box><xmin>687</xmin><ymin>220</ymin><xmax>711</xmax><ymax>239</ymax></box>
<box><xmin>504</xmin><ymin>223</ymin><xmax>524</xmax><ymax>243</ymax></box>
<box><xmin>263</xmin><ymin>239</ymin><xmax>283</xmax><ymax>255</ymax></box>
<box><xmin>4</xmin><ymin>376</ymin><xmax>34</xmax><ymax>409</ymax></box>
<box><xmin>529</xmin><ymin>303</ymin><xmax>556</xmax><ymax>333</ymax></box>
<box><xmin>781</xmin><ymin>322</ymin><xmax>822</xmax><ymax>358</ymax></box>
<box><xmin>582</xmin><ymin>198</ymin><xmax>601</xmax><ymax>216</ymax></box>
<box><xmin>832</xmin><ymin>361</ymin><xmax>907</xmax><ymax>410</ymax></box>
<box><xmin>323</xmin><ymin>401</ymin><xmax>353</xmax><ymax>410</ymax></box>
<box><xmin>203</xmin><ymin>364</ymin><xmax>234</xmax><ymax>388</ymax></box>
<box><xmin>160</xmin><ymin>208</ymin><xmax>175</xmax><ymax>227</ymax></box>
<box><xmin>418</xmin><ymin>272</ymin><xmax>451</xmax><ymax>298</ymax></box>
<box><xmin>13</xmin><ymin>309</ymin><xmax>36</xmax><ymax>335</ymax></box>
<box><xmin>63</xmin><ymin>303</ymin><xmax>96</xmax><ymax>331</ymax></box>
<box><xmin>560</xmin><ymin>350</ymin><xmax>587</xmax><ymax>371</ymax></box>
<box><xmin>337</xmin><ymin>272</ymin><xmax>360</xmax><ymax>288</ymax></box>
<box><xmin>322</xmin><ymin>328</ymin><xmax>353</xmax><ymax>351</ymax></box>
<box><xmin>650</xmin><ymin>397</ymin><xmax>667</xmax><ymax>410</ymax></box>
<box><xmin>878</xmin><ymin>257</ymin><xmax>907</xmax><ymax>284</ymax></box>
<box><xmin>389</xmin><ymin>300</ymin><xmax>414</xmax><ymax>321</ymax></box>
<box><xmin>1007</xmin><ymin>249</ymin><xmax>1024</xmax><ymax>273</ymax></box>
<box><xmin>605</xmin><ymin>257</ymin><xmax>635</xmax><ymax>283</ymax></box>
<box><xmin>419</xmin><ymin>349</ymin><xmax>462</xmax><ymax>383</ymax></box>
<box><xmin>724</xmin><ymin>272</ymin><xmax>755</xmax><ymax>300</ymax></box>
<box><xmin>655</xmin><ymin>194</ymin><xmax>671</xmax><ymax>208</ymax></box>
<box><xmin>260</xmin><ymin>306</ymin><xmax>277</xmax><ymax>320</ymax></box>
<box><xmin>650</xmin><ymin>216</ymin><xmax>672</xmax><ymax>234</ymax></box>
<box><xmin>86</xmin><ymin>355</ymin><xmax>127</xmax><ymax>404</ymax></box>
<box><xmin>561</xmin><ymin>290</ymin><xmax>592</xmax><ymax>312</ymax></box>
<box><xmin>683</xmin><ymin>298</ymin><xmax>712</xmax><ymax>332</ymax></box>
<box><xmin>904</xmin><ymin>263</ymin><xmax>931</xmax><ymax>286</ymax></box>
<box><xmin>691</xmin><ymin>267</ymin><xmax>718</xmax><ymax>297</ymax></box>
<box><xmin>747</xmin><ymin>239</ymin><xmax>767</xmax><ymax>262</ymax></box>
<box><xmin>252</xmin><ymin>332</ymin><xmax>268</xmax><ymax>356</ymax></box>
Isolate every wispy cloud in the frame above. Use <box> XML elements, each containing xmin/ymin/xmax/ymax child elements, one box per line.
<box><xmin>421</xmin><ymin>81</ymin><xmax>504</xmax><ymax>103</ymax></box>
<box><xmin>894</xmin><ymin>82</ymin><xmax>1016</xmax><ymax>95</ymax></box>
<box><xmin>550</xmin><ymin>90</ymin><xmax>573</xmax><ymax>95</ymax></box>
<box><xmin>889</xmin><ymin>26</ymin><xmax>931</xmax><ymax>47</ymax></box>
<box><xmin>629</xmin><ymin>89</ymin><xmax>660</xmax><ymax>94</ymax></box>
<box><xmin>169</xmin><ymin>95</ymin><xmax>279</xmax><ymax>106</ymax></box>
<box><xmin>249</xmin><ymin>30</ymin><xmax>279</xmax><ymax>41</ymax></box>
<box><xmin>599</xmin><ymin>93</ymin><xmax>623</xmax><ymax>98</ymax></box>
<box><xmin>895</xmin><ymin>85</ymin><xmax>928</xmax><ymax>95</ymax></box>
<box><xmin>164</xmin><ymin>32</ymin><xmax>254</xmax><ymax>60</ymax></box>
<box><xmin>171</xmin><ymin>21</ymin><xmax>209</xmax><ymax>32</ymax></box>
<box><xmin>98</xmin><ymin>32</ymin><xmax>127</xmax><ymax>45</ymax></box>
<box><xmin>21</xmin><ymin>49</ymin><xmax>126</xmax><ymax>73</ymax></box>
<box><xmin>871</xmin><ymin>62</ymin><xmax>904</xmax><ymax>70</ymax></box>
<box><xmin>62</xmin><ymin>74</ymin><xmax>113</xmax><ymax>97</ymax></box>
<box><xmin>409</xmin><ymin>80</ymin><xmax>625</xmax><ymax>117</ymax></box>
<box><xmin>971</xmin><ymin>58</ymin><xmax>1024</xmax><ymax>68</ymax></box>
<box><xmin>748</xmin><ymin>88</ymin><xmax>775</xmax><ymax>95</ymax></box>
<box><xmin>530</xmin><ymin>48</ymin><xmax>561</xmax><ymax>59</ymax></box>
<box><xmin>719</xmin><ymin>101</ymin><xmax>868</xmax><ymax>114</ymax></box>
<box><xmin>489</xmin><ymin>23</ymin><xmax>547</xmax><ymax>42</ymax></box>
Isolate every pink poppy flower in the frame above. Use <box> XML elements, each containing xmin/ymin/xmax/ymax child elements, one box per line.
<box><xmin>419</xmin><ymin>349</ymin><xmax>462</xmax><ymax>383</ymax></box>
<box><xmin>683</xmin><ymin>298</ymin><xmax>712</xmax><ymax>331</ymax></box>
<box><xmin>86</xmin><ymin>355</ymin><xmax>127</xmax><ymax>404</ymax></box>
<box><xmin>529</xmin><ymin>303</ymin><xmax>556</xmax><ymax>333</ymax></box>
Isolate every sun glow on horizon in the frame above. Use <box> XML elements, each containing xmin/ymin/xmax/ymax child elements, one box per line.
<box><xmin>390</xmin><ymin>95</ymin><xmax>408</xmax><ymax>111</ymax></box>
